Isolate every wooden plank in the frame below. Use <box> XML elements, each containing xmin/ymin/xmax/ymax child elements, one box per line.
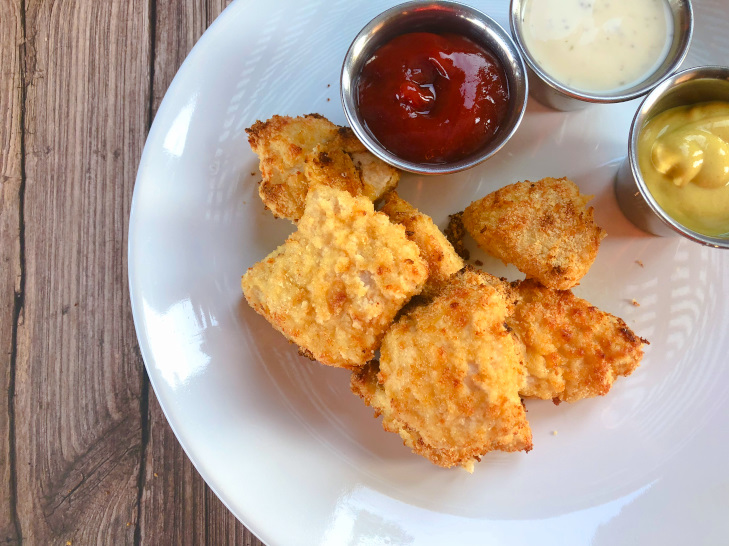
<box><xmin>140</xmin><ymin>0</ymin><xmax>262</xmax><ymax>544</ymax></box>
<box><xmin>13</xmin><ymin>1</ymin><xmax>151</xmax><ymax>543</ymax></box>
<box><xmin>0</xmin><ymin>0</ymin><xmax>23</xmax><ymax>543</ymax></box>
<box><xmin>150</xmin><ymin>0</ymin><xmax>208</xmax><ymax>115</ymax></box>
<box><xmin>206</xmin><ymin>0</ymin><xmax>233</xmax><ymax>28</ymax></box>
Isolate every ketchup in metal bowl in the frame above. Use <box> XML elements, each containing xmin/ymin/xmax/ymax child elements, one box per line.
<box><xmin>357</xmin><ymin>32</ymin><xmax>510</xmax><ymax>164</ymax></box>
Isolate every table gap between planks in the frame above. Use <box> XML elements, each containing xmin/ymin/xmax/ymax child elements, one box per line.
<box><xmin>1</xmin><ymin>1</ymin><xmax>264</xmax><ymax>544</ymax></box>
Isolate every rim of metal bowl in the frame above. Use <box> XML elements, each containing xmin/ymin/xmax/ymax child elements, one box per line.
<box><xmin>509</xmin><ymin>0</ymin><xmax>694</xmax><ymax>104</ymax></box>
<box><xmin>628</xmin><ymin>65</ymin><xmax>729</xmax><ymax>248</ymax></box>
<box><xmin>340</xmin><ymin>0</ymin><xmax>528</xmax><ymax>175</ymax></box>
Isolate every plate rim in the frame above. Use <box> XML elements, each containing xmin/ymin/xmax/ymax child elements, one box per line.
<box><xmin>128</xmin><ymin>0</ymin><xmax>273</xmax><ymax>543</ymax></box>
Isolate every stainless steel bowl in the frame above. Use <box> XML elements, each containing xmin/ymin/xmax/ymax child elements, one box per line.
<box><xmin>615</xmin><ymin>65</ymin><xmax>729</xmax><ymax>249</ymax></box>
<box><xmin>510</xmin><ymin>0</ymin><xmax>694</xmax><ymax>111</ymax></box>
<box><xmin>340</xmin><ymin>1</ymin><xmax>528</xmax><ymax>175</ymax></box>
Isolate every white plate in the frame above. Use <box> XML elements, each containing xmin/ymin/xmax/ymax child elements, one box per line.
<box><xmin>129</xmin><ymin>1</ymin><xmax>729</xmax><ymax>544</ymax></box>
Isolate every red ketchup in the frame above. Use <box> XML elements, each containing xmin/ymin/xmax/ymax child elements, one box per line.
<box><xmin>358</xmin><ymin>32</ymin><xmax>510</xmax><ymax>164</ymax></box>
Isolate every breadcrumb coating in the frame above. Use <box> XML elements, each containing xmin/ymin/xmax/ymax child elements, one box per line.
<box><xmin>335</xmin><ymin>125</ymin><xmax>401</xmax><ymax>202</ymax></box>
<box><xmin>462</xmin><ymin>177</ymin><xmax>606</xmax><ymax>290</ymax></box>
<box><xmin>246</xmin><ymin>114</ymin><xmax>399</xmax><ymax>221</ymax></box>
<box><xmin>444</xmin><ymin>211</ymin><xmax>470</xmax><ymax>261</ymax></box>
<box><xmin>241</xmin><ymin>186</ymin><xmax>428</xmax><ymax>369</ymax></box>
<box><xmin>351</xmin><ymin>268</ymin><xmax>532</xmax><ymax>471</ymax></box>
<box><xmin>508</xmin><ymin>279</ymin><xmax>648</xmax><ymax>403</ymax></box>
<box><xmin>381</xmin><ymin>192</ymin><xmax>464</xmax><ymax>298</ymax></box>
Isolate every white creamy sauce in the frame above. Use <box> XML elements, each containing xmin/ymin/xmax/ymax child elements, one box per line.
<box><xmin>521</xmin><ymin>0</ymin><xmax>673</xmax><ymax>93</ymax></box>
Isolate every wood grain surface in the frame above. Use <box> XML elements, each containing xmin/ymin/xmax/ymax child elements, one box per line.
<box><xmin>1</xmin><ymin>1</ymin><xmax>23</xmax><ymax>543</ymax></box>
<box><xmin>0</xmin><ymin>1</ymin><xmax>263</xmax><ymax>544</ymax></box>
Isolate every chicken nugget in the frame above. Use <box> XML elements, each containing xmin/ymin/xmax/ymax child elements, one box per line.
<box><xmin>381</xmin><ymin>191</ymin><xmax>464</xmax><ymax>298</ymax></box>
<box><xmin>462</xmin><ymin>177</ymin><xmax>606</xmax><ymax>289</ymax></box>
<box><xmin>334</xmin><ymin>126</ymin><xmax>401</xmax><ymax>202</ymax></box>
<box><xmin>246</xmin><ymin>115</ymin><xmax>399</xmax><ymax>221</ymax></box>
<box><xmin>242</xmin><ymin>186</ymin><xmax>428</xmax><ymax>369</ymax></box>
<box><xmin>508</xmin><ymin>279</ymin><xmax>647</xmax><ymax>403</ymax></box>
<box><xmin>352</xmin><ymin>268</ymin><xmax>532</xmax><ymax>471</ymax></box>
<box><xmin>303</xmin><ymin>144</ymin><xmax>363</xmax><ymax>196</ymax></box>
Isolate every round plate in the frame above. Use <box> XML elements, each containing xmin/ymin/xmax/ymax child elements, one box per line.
<box><xmin>129</xmin><ymin>1</ymin><xmax>729</xmax><ymax>544</ymax></box>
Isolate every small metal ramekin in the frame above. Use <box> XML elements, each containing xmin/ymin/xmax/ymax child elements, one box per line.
<box><xmin>614</xmin><ymin>66</ymin><xmax>729</xmax><ymax>249</ymax></box>
<box><xmin>340</xmin><ymin>1</ymin><xmax>528</xmax><ymax>175</ymax></box>
<box><xmin>509</xmin><ymin>0</ymin><xmax>694</xmax><ymax>111</ymax></box>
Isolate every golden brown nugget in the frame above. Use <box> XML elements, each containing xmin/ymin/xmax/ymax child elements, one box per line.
<box><xmin>381</xmin><ymin>192</ymin><xmax>464</xmax><ymax>298</ymax></box>
<box><xmin>462</xmin><ymin>177</ymin><xmax>606</xmax><ymax>290</ymax></box>
<box><xmin>351</xmin><ymin>269</ymin><xmax>532</xmax><ymax>471</ymax></box>
<box><xmin>246</xmin><ymin>114</ymin><xmax>399</xmax><ymax>221</ymax></box>
<box><xmin>242</xmin><ymin>186</ymin><xmax>428</xmax><ymax>369</ymax></box>
<box><xmin>246</xmin><ymin>114</ymin><xmax>339</xmax><ymax>221</ymax></box>
<box><xmin>508</xmin><ymin>279</ymin><xmax>647</xmax><ymax>403</ymax></box>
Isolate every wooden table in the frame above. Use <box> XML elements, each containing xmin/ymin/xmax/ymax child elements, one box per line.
<box><xmin>1</xmin><ymin>1</ymin><xmax>263</xmax><ymax>543</ymax></box>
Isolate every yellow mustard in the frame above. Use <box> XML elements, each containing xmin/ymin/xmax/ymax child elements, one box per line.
<box><xmin>637</xmin><ymin>101</ymin><xmax>729</xmax><ymax>237</ymax></box>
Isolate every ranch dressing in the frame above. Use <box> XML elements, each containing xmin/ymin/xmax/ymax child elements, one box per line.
<box><xmin>521</xmin><ymin>0</ymin><xmax>673</xmax><ymax>93</ymax></box>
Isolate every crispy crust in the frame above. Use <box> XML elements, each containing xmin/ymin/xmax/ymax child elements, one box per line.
<box><xmin>444</xmin><ymin>211</ymin><xmax>470</xmax><ymax>261</ymax></box>
<box><xmin>241</xmin><ymin>186</ymin><xmax>428</xmax><ymax>369</ymax></box>
<box><xmin>246</xmin><ymin>115</ymin><xmax>399</xmax><ymax>221</ymax></box>
<box><xmin>462</xmin><ymin>177</ymin><xmax>606</xmax><ymax>290</ymax></box>
<box><xmin>352</xmin><ymin>268</ymin><xmax>532</xmax><ymax>471</ymax></box>
<box><xmin>351</xmin><ymin>360</ymin><xmax>380</xmax><ymax>409</ymax></box>
<box><xmin>334</xmin><ymin>126</ymin><xmax>401</xmax><ymax>201</ymax></box>
<box><xmin>508</xmin><ymin>279</ymin><xmax>648</xmax><ymax>403</ymax></box>
<box><xmin>381</xmin><ymin>192</ymin><xmax>464</xmax><ymax>298</ymax></box>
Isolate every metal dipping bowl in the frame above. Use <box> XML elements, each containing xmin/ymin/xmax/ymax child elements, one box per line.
<box><xmin>615</xmin><ymin>66</ymin><xmax>729</xmax><ymax>249</ymax></box>
<box><xmin>509</xmin><ymin>0</ymin><xmax>694</xmax><ymax>111</ymax></box>
<box><xmin>340</xmin><ymin>1</ymin><xmax>528</xmax><ymax>175</ymax></box>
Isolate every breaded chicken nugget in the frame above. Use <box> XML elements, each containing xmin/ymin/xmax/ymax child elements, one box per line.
<box><xmin>508</xmin><ymin>279</ymin><xmax>647</xmax><ymax>403</ymax></box>
<box><xmin>381</xmin><ymin>192</ymin><xmax>464</xmax><ymax>298</ymax></box>
<box><xmin>246</xmin><ymin>114</ymin><xmax>338</xmax><ymax>221</ymax></box>
<box><xmin>462</xmin><ymin>177</ymin><xmax>606</xmax><ymax>290</ymax></box>
<box><xmin>303</xmin><ymin>144</ymin><xmax>362</xmax><ymax>197</ymax></box>
<box><xmin>351</xmin><ymin>268</ymin><xmax>532</xmax><ymax>471</ymax></box>
<box><xmin>335</xmin><ymin>126</ymin><xmax>401</xmax><ymax>202</ymax></box>
<box><xmin>246</xmin><ymin>115</ymin><xmax>399</xmax><ymax>221</ymax></box>
<box><xmin>242</xmin><ymin>186</ymin><xmax>428</xmax><ymax>369</ymax></box>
